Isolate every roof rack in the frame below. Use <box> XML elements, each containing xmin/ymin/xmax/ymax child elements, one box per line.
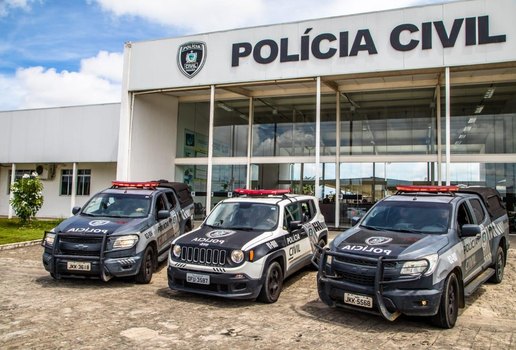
<box><xmin>234</xmin><ymin>188</ymin><xmax>291</xmax><ymax>197</ymax></box>
<box><xmin>395</xmin><ymin>185</ymin><xmax>459</xmax><ymax>195</ymax></box>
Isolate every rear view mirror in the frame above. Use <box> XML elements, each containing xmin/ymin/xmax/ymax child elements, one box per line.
<box><xmin>158</xmin><ymin>210</ymin><xmax>171</xmax><ymax>220</ymax></box>
<box><xmin>72</xmin><ymin>206</ymin><xmax>81</xmax><ymax>215</ymax></box>
<box><xmin>289</xmin><ymin>220</ymin><xmax>302</xmax><ymax>231</ymax></box>
<box><xmin>460</xmin><ymin>224</ymin><xmax>481</xmax><ymax>237</ymax></box>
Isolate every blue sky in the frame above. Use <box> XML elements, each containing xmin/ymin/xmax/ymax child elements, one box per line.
<box><xmin>0</xmin><ymin>0</ymin><xmax>460</xmax><ymax>111</ymax></box>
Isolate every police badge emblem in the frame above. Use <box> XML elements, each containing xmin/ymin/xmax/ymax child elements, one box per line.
<box><xmin>177</xmin><ymin>41</ymin><xmax>207</xmax><ymax>78</ymax></box>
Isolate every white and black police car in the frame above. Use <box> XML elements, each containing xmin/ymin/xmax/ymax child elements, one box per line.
<box><xmin>168</xmin><ymin>188</ymin><xmax>328</xmax><ymax>303</ymax></box>
<box><xmin>317</xmin><ymin>185</ymin><xmax>510</xmax><ymax>328</ymax></box>
<box><xmin>42</xmin><ymin>180</ymin><xmax>194</xmax><ymax>283</ymax></box>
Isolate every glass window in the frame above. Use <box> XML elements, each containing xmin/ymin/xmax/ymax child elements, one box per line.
<box><xmin>214</xmin><ymin>99</ymin><xmax>249</xmax><ymax>157</ymax></box>
<box><xmin>340</xmin><ymin>87</ymin><xmax>437</xmax><ymax>155</ymax></box>
<box><xmin>176</xmin><ymin>164</ymin><xmax>207</xmax><ymax>220</ymax></box>
<box><xmin>284</xmin><ymin>202</ymin><xmax>302</xmax><ymax>229</ymax></box>
<box><xmin>447</xmin><ymin>82</ymin><xmax>516</xmax><ymax>154</ymax></box>
<box><xmin>77</xmin><ymin>169</ymin><xmax>91</xmax><ymax>196</ymax></box>
<box><xmin>252</xmin><ymin>94</ymin><xmax>316</xmax><ymax>157</ymax></box>
<box><xmin>176</xmin><ymin>101</ymin><xmax>210</xmax><ymax>158</ymax></box>
<box><xmin>469</xmin><ymin>198</ymin><xmax>486</xmax><ymax>224</ymax></box>
<box><xmin>7</xmin><ymin>169</ymin><xmax>34</xmax><ymax>194</ymax></box>
<box><xmin>60</xmin><ymin>169</ymin><xmax>73</xmax><ymax>195</ymax></box>
<box><xmin>82</xmin><ymin>193</ymin><xmax>150</xmax><ymax>218</ymax></box>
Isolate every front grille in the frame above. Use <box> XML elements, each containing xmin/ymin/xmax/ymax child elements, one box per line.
<box><xmin>56</xmin><ymin>234</ymin><xmax>104</xmax><ymax>258</ymax></box>
<box><xmin>180</xmin><ymin>246</ymin><xmax>227</xmax><ymax>266</ymax></box>
<box><xmin>335</xmin><ymin>256</ymin><xmax>397</xmax><ymax>269</ymax></box>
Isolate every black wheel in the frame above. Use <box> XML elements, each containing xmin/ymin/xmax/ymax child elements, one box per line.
<box><xmin>488</xmin><ymin>246</ymin><xmax>505</xmax><ymax>284</ymax></box>
<box><xmin>432</xmin><ymin>272</ymin><xmax>459</xmax><ymax>329</ymax></box>
<box><xmin>258</xmin><ymin>261</ymin><xmax>283</xmax><ymax>303</ymax></box>
<box><xmin>135</xmin><ymin>246</ymin><xmax>154</xmax><ymax>284</ymax></box>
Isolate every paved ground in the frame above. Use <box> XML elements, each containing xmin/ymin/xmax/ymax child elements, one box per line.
<box><xmin>1</xmin><ymin>236</ymin><xmax>515</xmax><ymax>349</ymax></box>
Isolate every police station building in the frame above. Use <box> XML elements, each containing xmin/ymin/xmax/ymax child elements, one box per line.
<box><xmin>2</xmin><ymin>0</ymin><xmax>516</xmax><ymax>227</ymax></box>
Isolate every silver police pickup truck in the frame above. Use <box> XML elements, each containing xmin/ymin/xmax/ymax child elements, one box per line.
<box><xmin>42</xmin><ymin>180</ymin><xmax>194</xmax><ymax>283</ymax></box>
<box><xmin>317</xmin><ymin>185</ymin><xmax>510</xmax><ymax>328</ymax></box>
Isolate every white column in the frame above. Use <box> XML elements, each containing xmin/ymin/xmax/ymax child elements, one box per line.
<box><xmin>205</xmin><ymin>85</ymin><xmax>215</xmax><ymax>215</ymax></box>
<box><xmin>8</xmin><ymin>163</ymin><xmax>16</xmax><ymax>219</ymax></box>
<box><xmin>436</xmin><ymin>85</ymin><xmax>442</xmax><ymax>185</ymax></box>
<box><xmin>246</xmin><ymin>97</ymin><xmax>254</xmax><ymax>189</ymax></box>
<box><xmin>71</xmin><ymin>162</ymin><xmax>78</xmax><ymax>215</ymax></box>
<box><xmin>335</xmin><ymin>92</ymin><xmax>341</xmax><ymax>228</ymax></box>
<box><xmin>315</xmin><ymin>77</ymin><xmax>321</xmax><ymax>199</ymax></box>
<box><xmin>445</xmin><ymin>67</ymin><xmax>451</xmax><ymax>185</ymax></box>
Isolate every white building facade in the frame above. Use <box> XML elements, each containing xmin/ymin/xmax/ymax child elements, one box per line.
<box><xmin>117</xmin><ymin>0</ymin><xmax>516</xmax><ymax>227</ymax></box>
<box><xmin>1</xmin><ymin>0</ymin><xmax>515</xmax><ymax>228</ymax></box>
<box><xmin>0</xmin><ymin>104</ymin><xmax>119</xmax><ymax>218</ymax></box>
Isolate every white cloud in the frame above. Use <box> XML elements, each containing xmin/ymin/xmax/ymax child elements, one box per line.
<box><xmin>0</xmin><ymin>0</ymin><xmax>35</xmax><ymax>17</ymax></box>
<box><xmin>0</xmin><ymin>51</ymin><xmax>123</xmax><ymax>110</ymax></box>
<box><xmin>94</xmin><ymin>0</ymin><xmax>454</xmax><ymax>33</ymax></box>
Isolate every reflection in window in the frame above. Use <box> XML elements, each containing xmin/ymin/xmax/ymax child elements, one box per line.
<box><xmin>447</xmin><ymin>82</ymin><xmax>516</xmax><ymax>154</ymax></box>
<box><xmin>252</xmin><ymin>95</ymin><xmax>316</xmax><ymax>157</ymax></box>
<box><xmin>340</xmin><ymin>88</ymin><xmax>437</xmax><ymax>155</ymax></box>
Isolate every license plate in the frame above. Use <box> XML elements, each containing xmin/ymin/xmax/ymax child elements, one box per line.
<box><xmin>344</xmin><ymin>292</ymin><xmax>373</xmax><ymax>308</ymax></box>
<box><xmin>67</xmin><ymin>261</ymin><xmax>91</xmax><ymax>271</ymax></box>
<box><xmin>186</xmin><ymin>273</ymin><xmax>210</xmax><ymax>285</ymax></box>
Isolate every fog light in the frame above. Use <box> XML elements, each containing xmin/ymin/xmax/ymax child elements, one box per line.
<box><xmin>234</xmin><ymin>274</ymin><xmax>245</xmax><ymax>279</ymax></box>
<box><xmin>421</xmin><ymin>300</ymin><xmax>428</xmax><ymax>306</ymax></box>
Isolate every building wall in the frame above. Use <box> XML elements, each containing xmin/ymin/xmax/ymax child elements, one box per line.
<box><xmin>0</xmin><ymin>162</ymin><xmax>116</xmax><ymax>218</ymax></box>
<box><xmin>127</xmin><ymin>0</ymin><xmax>516</xmax><ymax>91</ymax></box>
<box><xmin>0</xmin><ymin>103</ymin><xmax>120</xmax><ymax>163</ymax></box>
<box><xmin>127</xmin><ymin>94</ymin><xmax>178</xmax><ymax>181</ymax></box>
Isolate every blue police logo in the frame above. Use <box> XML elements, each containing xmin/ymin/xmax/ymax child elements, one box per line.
<box><xmin>178</xmin><ymin>41</ymin><xmax>206</xmax><ymax>78</ymax></box>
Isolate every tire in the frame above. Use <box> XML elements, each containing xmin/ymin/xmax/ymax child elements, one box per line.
<box><xmin>432</xmin><ymin>272</ymin><xmax>459</xmax><ymax>329</ymax></box>
<box><xmin>257</xmin><ymin>261</ymin><xmax>283</xmax><ymax>303</ymax></box>
<box><xmin>488</xmin><ymin>245</ymin><xmax>505</xmax><ymax>284</ymax></box>
<box><xmin>135</xmin><ymin>246</ymin><xmax>154</xmax><ymax>284</ymax></box>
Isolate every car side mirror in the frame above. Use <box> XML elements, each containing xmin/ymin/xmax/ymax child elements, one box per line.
<box><xmin>460</xmin><ymin>224</ymin><xmax>481</xmax><ymax>237</ymax></box>
<box><xmin>351</xmin><ymin>216</ymin><xmax>361</xmax><ymax>226</ymax></box>
<box><xmin>289</xmin><ymin>220</ymin><xmax>302</xmax><ymax>231</ymax></box>
<box><xmin>72</xmin><ymin>206</ymin><xmax>81</xmax><ymax>215</ymax></box>
<box><xmin>157</xmin><ymin>210</ymin><xmax>171</xmax><ymax>220</ymax></box>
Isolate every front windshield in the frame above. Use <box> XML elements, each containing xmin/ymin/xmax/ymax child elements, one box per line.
<box><xmin>361</xmin><ymin>201</ymin><xmax>451</xmax><ymax>234</ymax></box>
<box><xmin>205</xmin><ymin>202</ymin><xmax>279</xmax><ymax>231</ymax></box>
<box><xmin>81</xmin><ymin>193</ymin><xmax>151</xmax><ymax>218</ymax></box>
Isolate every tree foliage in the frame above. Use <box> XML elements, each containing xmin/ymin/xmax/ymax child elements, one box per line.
<box><xmin>10</xmin><ymin>173</ymin><xmax>44</xmax><ymax>224</ymax></box>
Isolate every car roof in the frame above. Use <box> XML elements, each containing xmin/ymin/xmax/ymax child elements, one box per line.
<box><xmin>101</xmin><ymin>188</ymin><xmax>157</xmax><ymax>196</ymax></box>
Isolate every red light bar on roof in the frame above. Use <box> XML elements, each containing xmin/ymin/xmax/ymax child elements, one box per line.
<box><xmin>112</xmin><ymin>181</ymin><xmax>160</xmax><ymax>188</ymax></box>
<box><xmin>396</xmin><ymin>185</ymin><xmax>459</xmax><ymax>193</ymax></box>
<box><xmin>234</xmin><ymin>188</ymin><xmax>291</xmax><ymax>196</ymax></box>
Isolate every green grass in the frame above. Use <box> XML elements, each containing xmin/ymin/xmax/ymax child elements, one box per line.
<box><xmin>0</xmin><ymin>218</ymin><xmax>64</xmax><ymax>245</ymax></box>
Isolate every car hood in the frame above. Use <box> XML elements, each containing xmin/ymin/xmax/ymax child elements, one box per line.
<box><xmin>332</xmin><ymin>226</ymin><xmax>449</xmax><ymax>259</ymax></box>
<box><xmin>55</xmin><ymin>215</ymin><xmax>147</xmax><ymax>235</ymax></box>
<box><xmin>174</xmin><ymin>225</ymin><xmax>268</xmax><ymax>250</ymax></box>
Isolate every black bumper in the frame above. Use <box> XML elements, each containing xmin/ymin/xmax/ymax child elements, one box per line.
<box><xmin>168</xmin><ymin>265</ymin><xmax>263</xmax><ymax>300</ymax></box>
<box><xmin>41</xmin><ymin>231</ymin><xmax>142</xmax><ymax>281</ymax></box>
<box><xmin>316</xmin><ymin>248</ymin><xmax>443</xmax><ymax>320</ymax></box>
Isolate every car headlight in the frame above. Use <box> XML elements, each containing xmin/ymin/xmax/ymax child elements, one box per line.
<box><xmin>400</xmin><ymin>254</ymin><xmax>438</xmax><ymax>276</ymax></box>
<box><xmin>112</xmin><ymin>234</ymin><xmax>139</xmax><ymax>249</ymax></box>
<box><xmin>172</xmin><ymin>245</ymin><xmax>182</xmax><ymax>258</ymax></box>
<box><xmin>44</xmin><ymin>232</ymin><xmax>56</xmax><ymax>247</ymax></box>
<box><xmin>230</xmin><ymin>250</ymin><xmax>244</xmax><ymax>264</ymax></box>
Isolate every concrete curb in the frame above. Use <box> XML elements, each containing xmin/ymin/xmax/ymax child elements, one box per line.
<box><xmin>0</xmin><ymin>239</ymin><xmax>42</xmax><ymax>251</ymax></box>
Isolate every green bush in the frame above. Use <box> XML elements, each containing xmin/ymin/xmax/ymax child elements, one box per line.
<box><xmin>10</xmin><ymin>173</ymin><xmax>44</xmax><ymax>224</ymax></box>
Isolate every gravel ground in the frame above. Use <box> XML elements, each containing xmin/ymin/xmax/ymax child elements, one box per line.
<box><xmin>0</xmin><ymin>236</ymin><xmax>515</xmax><ymax>349</ymax></box>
